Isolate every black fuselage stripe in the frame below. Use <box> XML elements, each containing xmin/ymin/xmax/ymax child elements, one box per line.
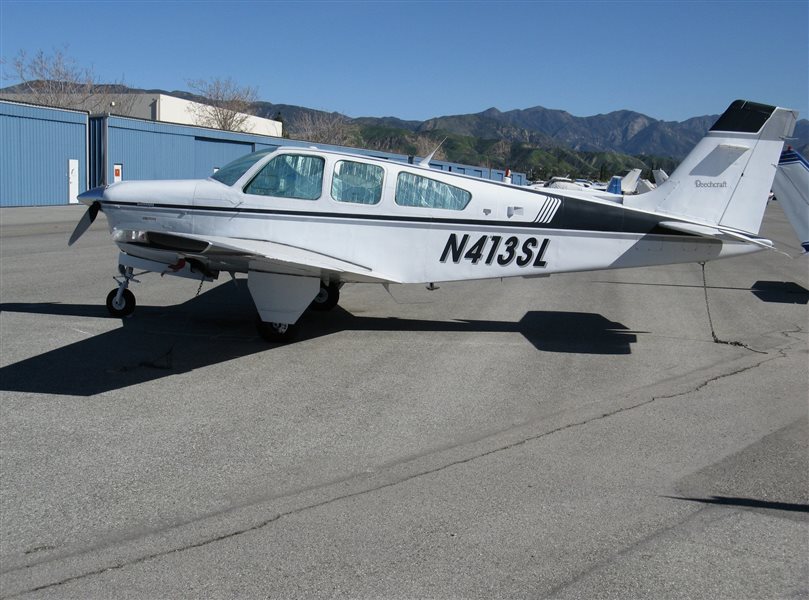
<box><xmin>100</xmin><ymin>200</ymin><xmax>689</xmax><ymax>237</ymax></box>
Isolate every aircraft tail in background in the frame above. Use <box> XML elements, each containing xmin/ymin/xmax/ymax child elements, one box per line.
<box><xmin>773</xmin><ymin>148</ymin><xmax>809</xmax><ymax>253</ymax></box>
<box><xmin>606</xmin><ymin>175</ymin><xmax>622</xmax><ymax>195</ymax></box>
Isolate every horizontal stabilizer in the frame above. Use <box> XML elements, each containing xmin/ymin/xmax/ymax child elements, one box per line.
<box><xmin>658</xmin><ymin>220</ymin><xmax>782</xmax><ymax>253</ymax></box>
<box><xmin>658</xmin><ymin>220</ymin><xmax>723</xmax><ymax>237</ymax></box>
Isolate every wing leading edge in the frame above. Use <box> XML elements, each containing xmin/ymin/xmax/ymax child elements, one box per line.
<box><xmin>115</xmin><ymin>229</ymin><xmax>401</xmax><ymax>284</ymax></box>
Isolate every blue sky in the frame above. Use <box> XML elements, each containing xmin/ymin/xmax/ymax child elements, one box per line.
<box><xmin>1</xmin><ymin>0</ymin><xmax>807</xmax><ymax>122</ymax></box>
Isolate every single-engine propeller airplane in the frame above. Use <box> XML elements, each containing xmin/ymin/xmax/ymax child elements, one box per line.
<box><xmin>70</xmin><ymin>100</ymin><xmax>798</xmax><ymax>342</ymax></box>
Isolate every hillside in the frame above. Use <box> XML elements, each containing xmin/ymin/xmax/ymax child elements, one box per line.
<box><xmin>3</xmin><ymin>83</ymin><xmax>806</xmax><ymax>180</ymax></box>
<box><xmin>250</xmin><ymin>99</ymin><xmax>807</xmax><ymax>179</ymax></box>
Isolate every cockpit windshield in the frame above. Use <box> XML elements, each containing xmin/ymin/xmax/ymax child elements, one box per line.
<box><xmin>210</xmin><ymin>148</ymin><xmax>278</xmax><ymax>186</ymax></box>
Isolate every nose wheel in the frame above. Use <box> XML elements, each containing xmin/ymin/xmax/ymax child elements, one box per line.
<box><xmin>106</xmin><ymin>265</ymin><xmax>139</xmax><ymax>317</ymax></box>
<box><xmin>106</xmin><ymin>288</ymin><xmax>136</xmax><ymax>317</ymax></box>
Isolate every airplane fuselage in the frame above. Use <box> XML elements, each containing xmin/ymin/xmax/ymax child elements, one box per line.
<box><xmin>72</xmin><ymin>100</ymin><xmax>798</xmax><ymax>341</ymax></box>
<box><xmin>94</xmin><ymin>148</ymin><xmax>758</xmax><ymax>286</ymax></box>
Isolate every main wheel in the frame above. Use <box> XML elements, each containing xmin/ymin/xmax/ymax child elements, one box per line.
<box><xmin>256</xmin><ymin>317</ymin><xmax>299</xmax><ymax>343</ymax></box>
<box><xmin>106</xmin><ymin>288</ymin><xmax>136</xmax><ymax>317</ymax></box>
<box><xmin>310</xmin><ymin>282</ymin><xmax>340</xmax><ymax>311</ymax></box>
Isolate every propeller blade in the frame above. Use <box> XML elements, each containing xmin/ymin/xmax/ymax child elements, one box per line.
<box><xmin>68</xmin><ymin>201</ymin><xmax>100</xmax><ymax>246</ymax></box>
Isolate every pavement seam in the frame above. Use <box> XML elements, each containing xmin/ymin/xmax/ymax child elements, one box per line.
<box><xmin>540</xmin><ymin>501</ymin><xmax>799</xmax><ymax>599</ymax></box>
<box><xmin>2</xmin><ymin>341</ymin><xmax>795</xmax><ymax>598</ymax></box>
<box><xmin>543</xmin><ymin>472</ymin><xmax>809</xmax><ymax>598</ymax></box>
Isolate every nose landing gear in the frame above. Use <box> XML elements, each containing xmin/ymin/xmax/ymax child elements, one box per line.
<box><xmin>106</xmin><ymin>265</ymin><xmax>139</xmax><ymax>317</ymax></box>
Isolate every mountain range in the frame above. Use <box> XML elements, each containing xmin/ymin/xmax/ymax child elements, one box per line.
<box><xmin>248</xmin><ymin>98</ymin><xmax>808</xmax><ymax>178</ymax></box>
<box><xmin>3</xmin><ymin>83</ymin><xmax>807</xmax><ymax>179</ymax></box>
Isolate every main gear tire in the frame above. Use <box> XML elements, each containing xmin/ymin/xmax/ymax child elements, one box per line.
<box><xmin>310</xmin><ymin>282</ymin><xmax>340</xmax><ymax>311</ymax></box>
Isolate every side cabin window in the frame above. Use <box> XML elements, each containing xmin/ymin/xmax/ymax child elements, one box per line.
<box><xmin>395</xmin><ymin>172</ymin><xmax>471</xmax><ymax>210</ymax></box>
<box><xmin>331</xmin><ymin>160</ymin><xmax>384</xmax><ymax>205</ymax></box>
<box><xmin>211</xmin><ymin>148</ymin><xmax>276</xmax><ymax>186</ymax></box>
<box><xmin>244</xmin><ymin>154</ymin><xmax>324</xmax><ymax>200</ymax></box>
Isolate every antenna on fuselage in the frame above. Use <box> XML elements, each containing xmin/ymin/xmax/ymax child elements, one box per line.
<box><xmin>418</xmin><ymin>138</ymin><xmax>447</xmax><ymax>168</ymax></box>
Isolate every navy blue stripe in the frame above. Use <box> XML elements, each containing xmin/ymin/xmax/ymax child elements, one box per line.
<box><xmin>99</xmin><ymin>199</ymin><xmax>688</xmax><ymax>237</ymax></box>
<box><xmin>779</xmin><ymin>150</ymin><xmax>809</xmax><ymax>169</ymax></box>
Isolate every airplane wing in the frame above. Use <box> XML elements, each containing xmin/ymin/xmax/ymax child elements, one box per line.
<box><xmin>115</xmin><ymin>229</ymin><xmax>400</xmax><ymax>284</ymax></box>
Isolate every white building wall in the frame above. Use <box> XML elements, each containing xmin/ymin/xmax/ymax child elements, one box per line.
<box><xmin>154</xmin><ymin>94</ymin><xmax>282</xmax><ymax>137</ymax></box>
<box><xmin>0</xmin><ymin>91</ymin><xmax>283</xmax><ymax>137</ymax></box>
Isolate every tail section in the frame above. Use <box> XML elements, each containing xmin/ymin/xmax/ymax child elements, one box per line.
<box><xmin>773</xmin><ymin>147</ymin><xmax>809</xmax><ymax>252</ymax></box>
<box><xmin>652</xmin><ymin>169</ymin><xmax>669</xmax><ymax>185</ymax></box>
<box><xmin>624</xmin><ymin>100</ymin><xmax>798</xmax><ymax>234</ymax></box>
<box><xmin>606</xmin><ymin>175</ymin><xmax>622</xmax><ymax>195</ymax></box>
<box><xmin>621</xmin><ymin>168</ymin><xmax>642</xmax><ymax>194</ymax></box>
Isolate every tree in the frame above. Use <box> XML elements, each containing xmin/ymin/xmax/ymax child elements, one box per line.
<box><xmin>288</xmin><ymin>111</ymin><xmax>356</xmax><ymax>146</ymax></box>
<box><xmin>185</xmin><ymin>77</ymin><xmax>258</xmax><ymax>132</ymax></box>
<box><xmin>3</xmin><ymin>47</ymin><xmax>134</xmax><ymax>114</ymax></box>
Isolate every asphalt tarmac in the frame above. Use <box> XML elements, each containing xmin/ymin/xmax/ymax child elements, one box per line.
<box><xmin>1</xmin><ymin>203</ymin><xmax>807</xmax><ymax>599</ymax></box>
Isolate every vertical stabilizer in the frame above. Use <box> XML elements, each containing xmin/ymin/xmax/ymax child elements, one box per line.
<box><xmin>606</xmin><ymin>175</ymin><xmax>622</xmax><ymax>195</ymax></box>
<box><xmin>621</xmin><ymin>168</ymin><xmax>642</xmax><ymax>194</ymax></box>
<box><xmin>652</xmin><ymin>169</ymin><xmax>669</xmax><ymax>185</ymax></box>
<box><xmin>773</xmin><ymin>148</ymin><xmax>809</xmax><ymax>252</ymax></box>
<box><xmin>624</xmin><ymin>100</ymin><xmax>798</xmax><ymax>234</ymax></box>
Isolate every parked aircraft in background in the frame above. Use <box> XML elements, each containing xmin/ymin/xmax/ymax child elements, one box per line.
<box><xmin>772</xmin><ymin>147</ymin><xmax>809</xmax><ymax>253</ymax></box>
<box><xmin>653</xmin><ymin>169</ymin><xmax>669</xmax><ymax>185</ymax></box>
<box><xmin>70</xmin><ymin>100</ymin><xmax>797</xmax><ymax>342</ymax></box>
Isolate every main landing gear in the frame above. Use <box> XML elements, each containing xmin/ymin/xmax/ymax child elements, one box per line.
<box><xmin>103</xmin><ymin>265</ymin><xmax>340</xmax><ymax>344</ymax></box>
<box><xmin>106</xmin><ymin>265</ymin><xmax>138</xmax><ymax>317</ymax></box>
<box><xmin>255</xmin><ymin>281</ymin><xmax>341</xmax><ymax>343</ymax></box>
<box><xmin>255</xmin><ymin>317</ymin><xmax>300</xmax><ymax>343</ymax></box>
<box><xmin>309</xmin><ymin>281</ymin><xmax>341</xmax><ymax>311</ymax></box>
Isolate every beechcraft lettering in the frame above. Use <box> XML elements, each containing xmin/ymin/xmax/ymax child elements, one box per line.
<box><xmin>440</xmin><ymin>234</ymin><xmax>550</xmax><ymax>267</ymax></box>
<box><xmin>69</xmin><ymin>100</ymin><xmax>798</xmax><ymax>342</ymax></box>
<box><xmin>695</xmin><ymin>180</ymin><xmax>729</xmax><ymax>188</ymax></box>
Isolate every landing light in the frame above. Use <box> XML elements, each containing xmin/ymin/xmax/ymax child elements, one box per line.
<box><xmin>113</xmin><ymin>230</ymin><xmax>149</xmax><ymax>243</ymax></box>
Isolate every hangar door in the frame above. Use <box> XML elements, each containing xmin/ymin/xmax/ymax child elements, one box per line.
<box><xmin>194</xmin><ymin>138</ymin><xmax>254</xmax><ymax>179</ymax></box>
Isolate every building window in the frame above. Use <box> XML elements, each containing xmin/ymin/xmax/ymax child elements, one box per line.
<box><xmin>395</xmin><ymin>172</ymin><xmax>471</xmax><ymax>210</ymax></box>
<box><xmin>331</xmin><ymin>160</ymin><xmax>384</xmax><ymax>205</ymax></box>
<box><xmin>244</xmin><ymin>154</ymin><xmax>324</xmax><ymax>200</ymax></box>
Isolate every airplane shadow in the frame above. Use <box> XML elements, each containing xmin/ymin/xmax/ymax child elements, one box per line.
<box><xmin>750</xmin><ymin>280</ymin><xmax>809</xmax><ymax>304</ymax></box>
<box><xmin>596</xmin><ymin>279</ymin><xmax>809</xmax><ymax>305</ymax></box>
<box><xmin>665</xmin><ymin>495</ymin><xmax>809</xmax><ymax>514</ymax></box>
<box><xmin>0</xmin><ymin>283</ymin><xmax>639</xmax><ymax>396</ymax></box>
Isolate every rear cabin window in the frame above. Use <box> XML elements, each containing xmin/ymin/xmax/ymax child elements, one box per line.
<box><xmin>244</xmin><ymin>154</ymin><xmax>324</xmax><ymax>200</ymax></box>
<box><xmin>395</xmin><ymin>172</ymin><xmax>471</xmax><ymax>210</ymax></box>
<box><xmin>331</xmin><ymin>161</ymin><xmax>384</xmax><ymax>205</ymax></box>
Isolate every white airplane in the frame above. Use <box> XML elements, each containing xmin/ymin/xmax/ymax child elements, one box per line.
<box><xmin>653</xmin><ymin>168</ymin><xmax>669</xmax><ymax>185</ymax></box>
<box><xmin>70</xmin><ymin>100</ymin><xmax>797</xmax><ymax>342</ymax></box>
<box><xmin>771</xmin><ymin>147</ymin><xmax>809</xmax><ymax>253</ymax></box>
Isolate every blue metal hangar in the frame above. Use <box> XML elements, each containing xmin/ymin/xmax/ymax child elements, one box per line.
<box><xmin>0</xmin><ymin>99</ymin><xmax>526</xmax><ymax>207</ymax></box>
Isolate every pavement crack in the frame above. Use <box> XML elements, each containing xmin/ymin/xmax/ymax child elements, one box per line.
<box><xmin>5</xmin><ymin>345</ymin><xmax>793</xmax><ymax>597</ymax></box>
<box><xmin>652</xmin><ymin>353</ymin><xmax>782</xmax><ymax>402</ymax></box>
